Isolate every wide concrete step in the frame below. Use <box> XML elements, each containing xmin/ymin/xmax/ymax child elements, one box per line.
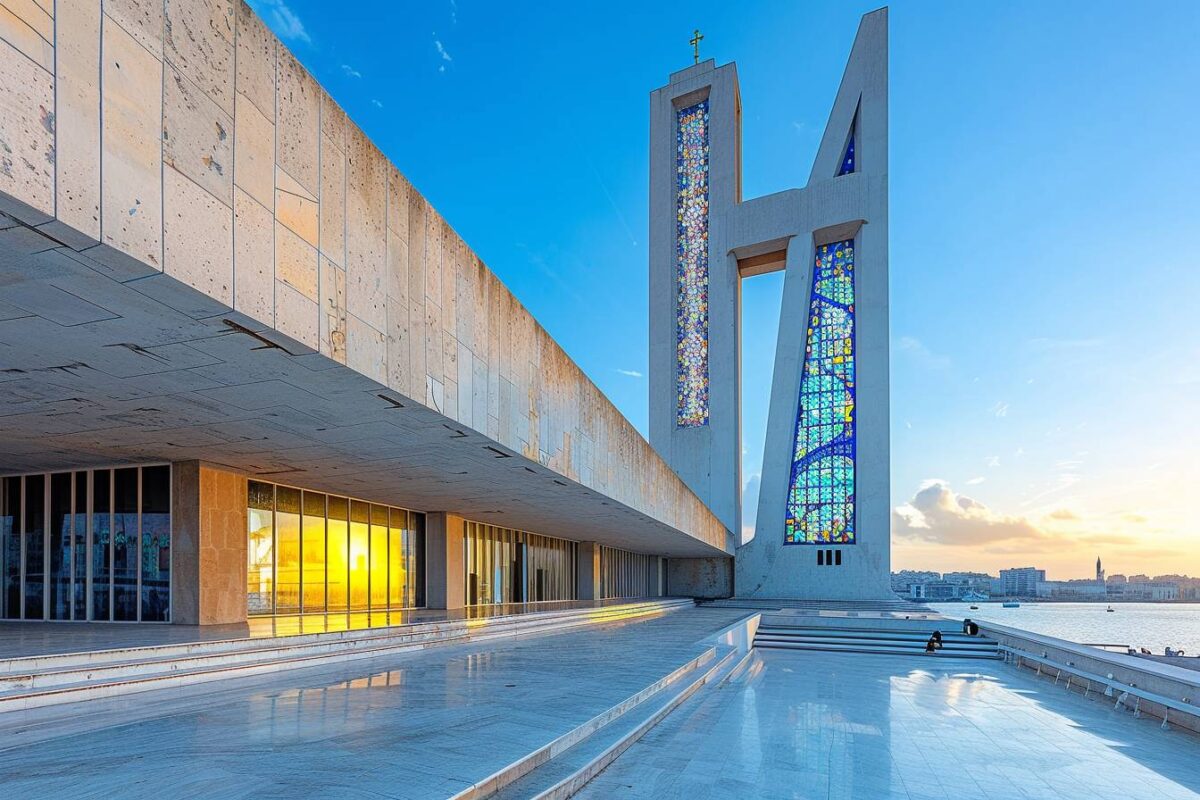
<box><xmin>755</xmin><ymin>627</ymin><xmax>996</xmax><ymax>645</ymax></box>
<box><xmin>754</xmin><ymin>640</ymin><xmax>1002</xmax><ymax>659</ymax></box>
<box><xmin>0</xmin><ymin>599</ymin><xmax>693</xmax><ymax>713</ymax></box>
<box><xmin>754</xmin><ymin>634</ymin><xmax>997</xmax><ymax>651</ymax></box>
<box><xmin>465</xmin><ymin>646</ymin><xmax>750</xmax><ymax>800</ymax></box>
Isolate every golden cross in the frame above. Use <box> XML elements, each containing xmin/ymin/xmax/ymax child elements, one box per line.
<box><xmin>690</xmin><ymin>29</ymin><xmax>704</xmax><ymax>64</ymax></box>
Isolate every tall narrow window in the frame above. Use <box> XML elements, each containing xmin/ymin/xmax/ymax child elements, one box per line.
<box><xmin>275</xmin><ymin>487</ymin><xmax>301</xmax><ymax>614</ymax></box>
<box><xmin>675</xmin><ymin>99</ymin><xmax>710</xmax><ymax>427</ymax></box>
<box><xmin>785</xmin><ymin>240</ymin><xmax>856</xmax><ymax>545</ymax></box>
<box><xmin>369</xmin><ymin>504</ymin><xmax>389</xmax><ymax>609</ymax></box>
<box><xmin>247</xmin><ymin>481</ymin><xmax>275</xmax><ymax>615</ymax></box>
<box><xmin>24</xmin><ymin>474</ymin><xmax>45</xmax><ymax>619</ymax></box>
<box><xmin>1</xmin><ymin>477</ymin><xmax>20</xmax><ymax>619</ymax></box>
<box><xmin>72</xmin><ymin>472</ymin><xmax>88</xmax><ymax>620</ymax></box>
<box><xmin>49</xmin><ymin>472</ymin><xmax>71</xmax><ymax>620</ymax></box>
<box><xmin>92</xmin><ymin>470</ymin><xmax>112</xmax><ymax>620</ymax></box>
<box><xmin>112</xmin><ymin>468</ymin><xmax>138</xmax><ymax>620</ymax></box>
<box><xmin>388</xmin><ymin>508</ymin><xmax>406</xmax><ymax>609</ymax></box>
<box><xmin>326</xmin><ymin>496</ymin><xmax>349</xmax><ymax>612</ymax></box>
<box><xmin>140</xmin><ymin>465</ymin><xmax>171</xmax><ymax>621</ymax></box>
<box><xmin>301</xmin><ymin>492</ymin><xmax>326</xmax><ymax>613</ymax></box>
<box><xmin>348</xmin><ymin>501</ymin><xmax>370</xmax><ymax>610</ymax></box>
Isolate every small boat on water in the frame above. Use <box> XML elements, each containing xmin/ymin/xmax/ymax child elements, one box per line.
<box><xmin>969</xmin><ymin>605</ymin><xmax>979</xmax><ymax>610</ymax></box>
<box><xmin>1002</xmin><ymin>601</ymin><xmax>1020</xmax><ymax>608</ymax></box>
<box><xmin>1107</xmin><ymin>606</ymin><xmax>1115</xmax><ymax>612</ymax></box>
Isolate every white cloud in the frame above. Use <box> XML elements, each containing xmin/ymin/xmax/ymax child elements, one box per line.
<box><xmin>615</xmin><ymin>368</ymin><xmax>643</xmax><ymax>378</ymax></box>
<box><xmin>249</xmin><ymin>0</ymin><xmax>311</xmax><ymax>44</ymax></box>
<box><xmin>966</xmin><ymin>476</ymin><xmax>985</xmax><ymax>485</ymax></box>
<box><xmin>370</xmin><ymin>99</ymin><xmax>384</xmax><ymax>108</ymax></box>
<box><xmin>991</xmin><ymin>401</ymin><xmax>1009</xmax><ymax>418</ymax></box>
<box><xmin>341</xmin><ymin>64</ymin><xmax>362</xmax><ymax>78</ymax></box>
<box><xmin>893</xmin><ymin>480</ymin><xmax>1049</xmax><ymax>547</ymax></box>
<box><xmin>985</xmin><ymin>455</ymin><xmax>1000</xmax><ymax>468</ymax></box>
<box><xmin>434</xmin><ymin>34</ymin><xmax>453</xmax><ymax>62</ymax></box>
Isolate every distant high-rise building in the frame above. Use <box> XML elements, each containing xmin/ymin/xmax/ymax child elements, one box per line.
<box><xmin>1096</xmin><ymin>556</ymin><xmax>1104</xmax><ymax>583</ymax></box>
<box><xmin>998</xmin><ymin>567</ymin><xmax>1046</xmax><ymax>597</ymax></box>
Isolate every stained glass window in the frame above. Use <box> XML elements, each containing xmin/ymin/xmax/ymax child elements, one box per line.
<box><xmin>785</xmin><ymin>240</ymin><xmax>855</xmax><ymax>545</ymax></box>
<box><xmin>838</xmin><ymin>132</ymin><xmax>855</xmax><ymax>176</ymax></box>
<box><xmin>675</xmin><ymin>100</ymin><xmax>710</xmax><ymax>427</ymax></box>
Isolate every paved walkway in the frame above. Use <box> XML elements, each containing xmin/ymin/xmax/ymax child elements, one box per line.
<box><xmin>579</xmin><ymin>649</ymin><xmax>1200</xmax><ymax>800</ymax></box>
<box><xmin>0</xmin><ymin>606</ymin><xmax>748</xmax><ymax>799</ymax></box>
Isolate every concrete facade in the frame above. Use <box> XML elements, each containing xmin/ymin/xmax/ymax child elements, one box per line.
<box><xmin>0</xmin><ymin>0</ymin><xmax>730</xmax><ymax>592</ymax></box>
<box><xmin>171</xmin><ymin>461</ymin><xmax>248</xmax><ymax>625</ymax></box>
<box><xmin>649</xmin><ymin>9</ymin><xmax>891</xmax><ymax>599</ymax></box>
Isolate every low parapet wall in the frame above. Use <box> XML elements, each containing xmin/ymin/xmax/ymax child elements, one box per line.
<box><xmin>982</xmin><ymin>621</ymin><xmax>1200</xmax><ymax>736</ymax></box>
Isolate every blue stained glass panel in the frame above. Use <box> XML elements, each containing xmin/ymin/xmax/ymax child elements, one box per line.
<box><xmin>838</xmin><ymin>133</ymin><xmax>855</xmax><ymax>176</ymax></box>
<box><xmin>675</xmin><ymin>100</ymin><xmax>709</xmax><ymax>427</ymax></box>
<box><xmin>785</xmin><ymin>240</ymin><xmax>855</xmax><ymax>545</ymax></box>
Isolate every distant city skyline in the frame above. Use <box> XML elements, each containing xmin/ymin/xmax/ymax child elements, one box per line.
<box><xmin>248</xmin><ymin>0</ymin><xmax>1200</xmax><ymax>578</ymax></box>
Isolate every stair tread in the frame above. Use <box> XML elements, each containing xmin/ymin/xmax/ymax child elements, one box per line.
<box><xmin>0</xmin><ymin>601</ymin><xmax>693</xmax><ymax>708</ymax></box>
<box><xmin>490</xmin><ymin>649</ymin><xmax>740</xmax><ymax>800</ymax></box>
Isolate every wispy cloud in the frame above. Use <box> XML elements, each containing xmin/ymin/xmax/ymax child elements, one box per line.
<box><xmin>249</xmin><ymin>0</ymin><xmax>310</xmax><ymax>44</ymax></box>
<box><xmin>371</xmin><ymin>99</ymin><xmax>384</xmax><ymax>108</ymax></box>
<box><xmin>966</xmin><ymin>476</ymin><xmax>985</xmax><ymax>485</ymax></box>
<box><xmin>985</xmin><ymin>455</ymin><xmax>1000</xmax><ymax>468</ymax></box>
<box><xmin>895</xmin><ymin>336</ymin><xmax>951</xmax><ymax>370</ymax></box>
<box><xmin>341</xmin><ymin>64</ymin><xmax>362</xmax><ymax>78</ymax></box>
<box><xmin>991</xmin><ymin>401</ymin><xmax>1009</xmax><ymax>418</ymax></box>
<box><xmin>615</xmin><ymin>368</ymin><xmax>643</xmax><ymax>378</ymax></box>
<box><xmin>433</xmin><ymin>33</ymin><xmax>453</xmax><ymax>70</ymax></box>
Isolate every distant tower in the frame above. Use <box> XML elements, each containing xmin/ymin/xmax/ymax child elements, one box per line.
<box><xmin>1096</xmin><ymin>556</ymin><xmax>1105</xmax><ymax>583</ymax></box>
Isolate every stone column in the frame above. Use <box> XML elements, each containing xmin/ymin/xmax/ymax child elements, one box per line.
<box><xmin>425</xmin><ymin>512</ymin><xmax>465</xmax><ymax>610</ymax></box>
<box><xmin>171</xmin><ymin>461</ymin><xmax>248</xmax><ymax>625</ymax></box>
<box><xmin>576</xmin><ymin>541</ymin><xmax>601</xmax><ymax>601</ymax></box>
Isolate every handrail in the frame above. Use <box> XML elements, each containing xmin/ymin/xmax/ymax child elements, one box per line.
<box><xmin>1001</xmin><ymin>645</ymin><xmax>1200</xmax><ymax>730</ymax></box>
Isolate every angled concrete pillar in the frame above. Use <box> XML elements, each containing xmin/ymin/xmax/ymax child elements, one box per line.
<box><xmin>425</xmin><ymin>512</ymin><xmax>465</xmax><ymax>610</ymax></box>
<box><xmin>576</xmin><ymin>541</ymin><xmax>601</xmax><ymax>601</ymax></box>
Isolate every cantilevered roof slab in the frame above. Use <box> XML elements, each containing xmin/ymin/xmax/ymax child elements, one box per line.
<box><xmin>0</xmin><ymin>1</ymin><xmax>729</xmax><ymax>558</ymax></box>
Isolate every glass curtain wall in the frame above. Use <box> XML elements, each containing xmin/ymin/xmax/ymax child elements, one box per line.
<box><xmin>246</xmin><ymin>481</ymin><xmax>424</xmax><ymax>616</ymax></box>
<box><xmin>0</xmin><ymin>465</ymin><xmax>171</xmax><ymax>622</ymax></box>
<box><xmin>600</xmin><ymin>546</ymin><xmax>662</xmax><ymax>599</ymax></box>
<box><xmin>463</xmin><ymin>522</ymin><xmax>578</xmax><ymax>606</ymax></box>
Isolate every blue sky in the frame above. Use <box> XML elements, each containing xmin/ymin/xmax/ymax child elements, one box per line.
<box><xmin>250</xmin><ymin>0</ymin><xmax>1200</xmax><ymax>579</ymax></box>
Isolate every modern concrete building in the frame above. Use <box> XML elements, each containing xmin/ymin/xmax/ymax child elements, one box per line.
<box><xmin>0</xmin><ymin>0</ymin><xmax>732</xmax><ymax>626</ymax></box>
<box><xmin>649</xmin><ymin>9</ymin><xmax>891</xmax><ymax>599</ymax></box>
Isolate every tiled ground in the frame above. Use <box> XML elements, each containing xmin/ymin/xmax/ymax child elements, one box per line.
<box><xmin>0</xmin><ymin>606</ymin><xmax>747</xmax><ymax>799</ymax></box>
<box><xmin>579</xmin><ymin>649</ymin><xmax>1200</xmax><ymax>800</ymax></box>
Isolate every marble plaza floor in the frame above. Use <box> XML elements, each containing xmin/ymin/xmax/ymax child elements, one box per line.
<box><xmin>3</xmin><ymin>609</ymin><xmax>1199</xmax><ymax>799</ymax></box>
<box><xmin>0</xmin><ymin>605</ymin><xmax>749</xmax><ymax>799</ymax></box>
<box><xmin>578</xmin><ymin>648</ymin><xmax>1200</xmax><ymax>800</ymax></box>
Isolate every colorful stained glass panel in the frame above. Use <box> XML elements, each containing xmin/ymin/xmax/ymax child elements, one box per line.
<box><xmin>785</xmin><ymin>240</ymin><xmax>856</xmax><ymax>545</ymax></box>
<box><xmin>675</xmin><ymin>100</ymin><xmax>710</xmax><ymax>427</ymax></box>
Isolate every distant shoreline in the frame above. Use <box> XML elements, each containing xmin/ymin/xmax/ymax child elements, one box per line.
<box><xmin>923</xmin><ymin>599</ymin><xmax>1200</xmax><ymax>605</ymax></box>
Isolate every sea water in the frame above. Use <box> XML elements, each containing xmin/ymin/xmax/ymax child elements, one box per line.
<box><xmin>929</xmin><ymin>601</ymin><xmax>1200</xmax><ymax>655</ymax></box>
